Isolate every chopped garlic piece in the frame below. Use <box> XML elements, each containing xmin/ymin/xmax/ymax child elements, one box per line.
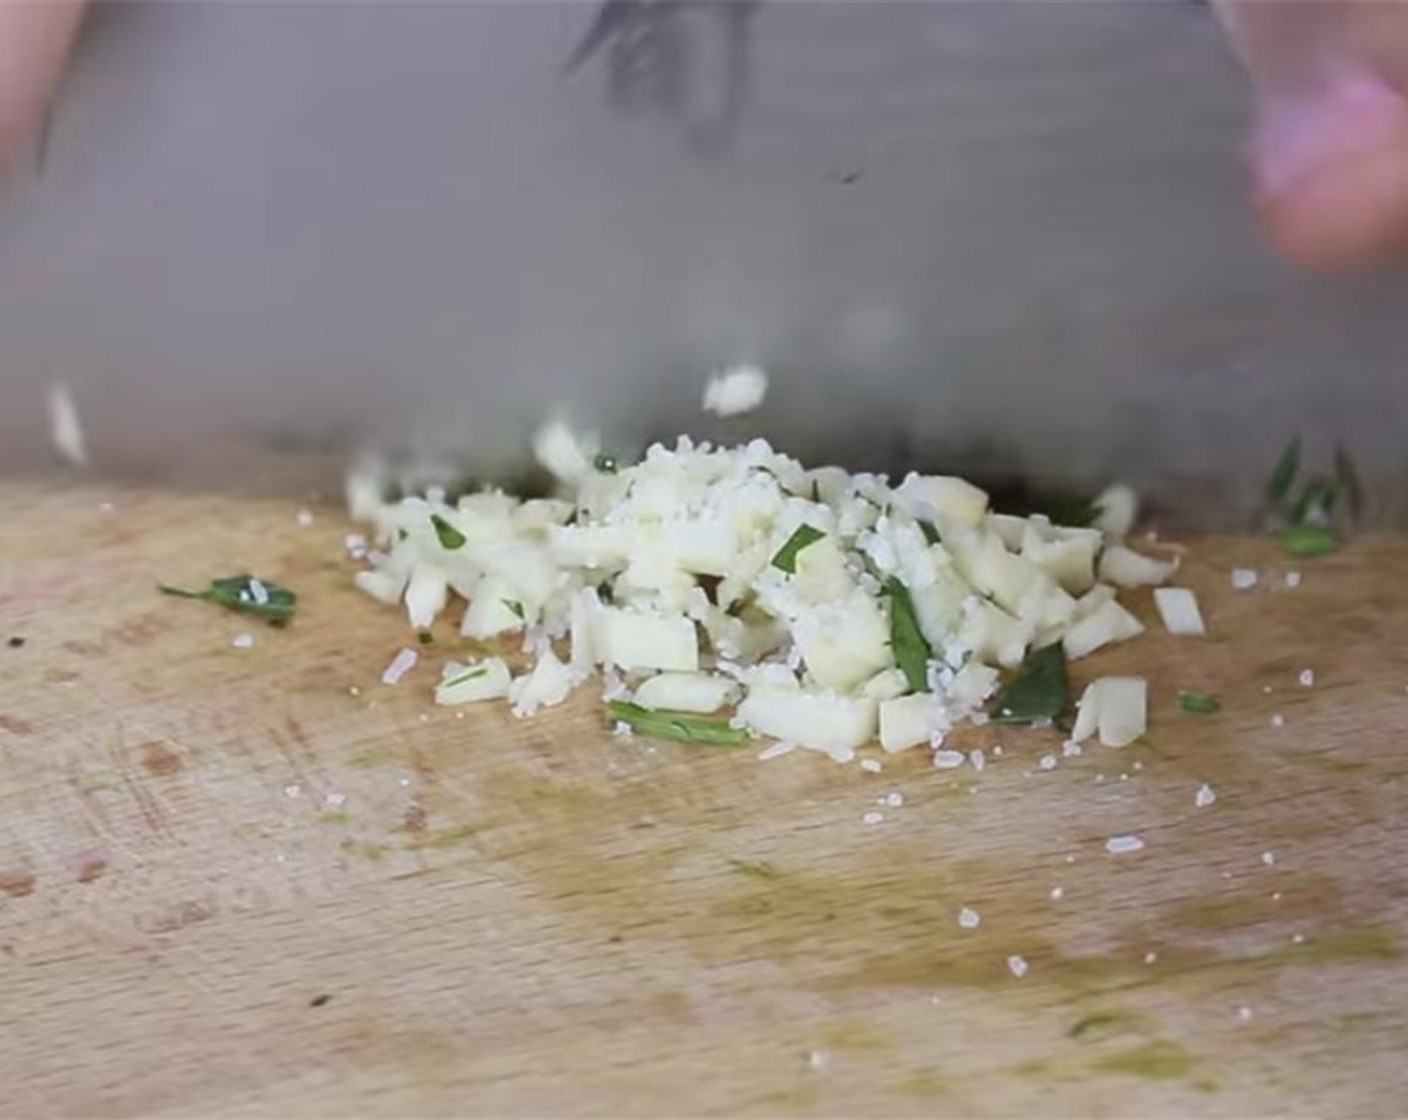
<box><xmin>1063</xmin><ymin>599</ymin><xmax>1144</xmax><ymax>660</ymax></box>
<box><xmin>633</xmin><ymin>672</ymin><xmax>737</xmax><ymax>713</ymax></box>
<box><xmin>1092</xmin><ymin>483</ymin><xmax>1138</xmax><ymax>540</ymax></box>
<box><xmin>1072</xmin><ymin>676</ymin><xmax>1147</xmax><ymax>747</ymax></box>
<box><xmin>1153</xmin><ymin>587</ymin><xmax>1206</xmax><ymax>637</ymax></box>
<box><xmin>48</xmin><ymin>382</ymin><xmax>88</xmax><ymax>467</ymax></box>
<box><xmin>1098</xmin><ymin>545</ymin><xmax>1177</xmax><ymax>588</ymax></box>
<box><xmin>435</xmin><ymin>658</ymin><xmax>512</xmax><ymax>704</ymax></box>
<box><xmin>736</xmin><ymin>688</ymin><xmax>876</xmax><ymax>759</ymax></box>
<box><xmin>702</xmin><ymin>363</ymin><xmax>769</xmax><ymax>417</ymax></box>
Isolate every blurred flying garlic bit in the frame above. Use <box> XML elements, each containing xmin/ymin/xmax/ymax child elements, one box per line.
<box><xmin>564</xmin><ymin>0</ymin><xmax>758</xmax><ymax>153</ymax></box>
<box><xmin>48</xmin><ymin>382</ymin><xmax>88</xmax><ymax>467</ymax></box>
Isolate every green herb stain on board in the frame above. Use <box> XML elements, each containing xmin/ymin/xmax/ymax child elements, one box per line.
<box><xmin>1069</xmin><ymin>1010</ymin><xmax>1144</xmax><ymax>1039</ymax></box>
<box><xmin>1274</xmin><ymin>924</ymin><xmax>1401</xmax><ymax>965</ymax></box>
<box><xmin>727</xmin><ymin>858</ymin><xmax>782</xmax><ymax>881</ymax></box>
<box><xmin>318</xmin><ymin>810</ymin><xmax>353</xmax><ymax>825</ymax></box>
<box><xmin>406</xmin><ymin>822</ymin><xmax>483</xmax><ymax>851</ymax></box>
<box><xmin>819</xmin><ymin>1020</ymin><xmax>891</xmax><ymax>1052</ymax></box>
<box><xmin>896</xmin><ymin>1070</ymin><xmax>952</xmax><ymax>1097</ymax></box>
<box><xmin>1093</xmin><ymin>1040</ymin><xmax>1197</xmax><ymax>1081</ymax></box>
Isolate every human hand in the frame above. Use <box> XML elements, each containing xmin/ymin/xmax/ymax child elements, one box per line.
<box><xmin>0</xmin><ymin>1</ymin><xmax>85</xmax><ymax>174</ymax></box>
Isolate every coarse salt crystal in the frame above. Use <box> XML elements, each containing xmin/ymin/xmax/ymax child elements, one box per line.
<box><xmin>1261</xmin><ymin>850</ymin><xmax>1275</xmax><ymax>866</ymax></box>
<box><xmin>1298</xmin><ymin>668</ymin><xmax>1315</xmax><ymax>687</ymax></box>
<box><xmin>1237</xmin><ymin>1006</ymin><xmax>1253</xmax><ymax>1022</ymax></box>
<box><xmin>1006</xmin><ymin>955</ymin><xmax>1029</xmax><ymax>979</ymax></box>
<box><xmin>284</xmin><ymin>784</ymin><xmax>302</xmax><ymax>798</ymax></box>
<box><xmin>1061</xmin><ymin>739</ymin><xmax>1082</xmax><ymax>758</ymax></box>
<box><xmin>862</xmin><ymin>811</ymin><xmax>884</xmax><ymax>826</ymax></box>
<box><xmin>381</xmin><ymin>647</ymin><xmax>419</xmax><ymax>686</ymax></box>
<box><xmin>1144</xmin><ymin>951</ymin><xmax>1158</xmax><ymax>964</ymax></box>
<box><xmin>884</xmin><ymin>791</ymin><xmax>904</xmax><ymax>808</ymax></box>
<box><xmin>296</xmin><ymin>509</ymin><xmax>314</xmax><ymax>527</ymax></box>
<box><xmin>1105</xmin><ymin>835</ymin><xmax>1145</xmax><ymax>855</ymax></box>
<box><xmin>325</xmin><ymin>792</ymin><xmax>346</xmax><ymax>808</ymax></box>
<box><xmin>1195</xmin><ymin>783</ymin><xmax>1216</xmax><ymax>808</ymax></box>
<box><xmin>1065</xmin><ymin>854</ymin><xmax>1076</xmax><ymax>864</ymax></box>
<box><xmin>933</xmin><ymin>750</ymin><xmax>965</xmax><ymax>770</ymax></box>
<box><xmin>348</xmin><ymin>685</ymin><xmax>361</xmax><ymax>697</ymax></box>
<box><xmin>859</xmin><ymin>757</ymin><xmax>883</xmax><ymax>773</ymax></box>
<box><xmin>1132</xmin><ymin>761</ymin><xmax>1143</xmax><ymax>771</ymax></box>
<box><xmin>613</xmin><ymin>722</ymin><xmax>634</xmax><ymax>739</ymax></box>
<box><xmin>1285</xmin><ymin>571</ymin><xmax>1302</xmax><ymax>588</ymax></box>
<box><xmin>1038</xmin><ymin>754</ymin><xmax>1056</xmax><ymax>771</ymax></box>
<box><xmin>1292</xmin><ymin>933</ymin><xmax>1305</xmax><ymax>944</ymax></box>
<box><xmin>231</xmin><ymin>633</ymin><xmax>254</xmax><ymax>649</ymax></box>
<box><xmin>757</xmin><ymin>740</ymin><xmax>795</xmax><ymax>761</ymax></box>
<box><xmin>1271</xmin><ymin>713</ymin><xmax>1285</xmax><ymax>728</ymax></box>
<box><xmin>807</xmin><ymin>1049</ymin><xmax>831</xmax><ymax>1072</ymax></box>
<box><xmin>992</xmin><ymin>745</ymin><xmax>1004</xmax><ymax>757</ymax></box>
<box><xmin>968</xmin><ymin>749</ymin><xmax>986</xmax><ymax>772</ymax></box>
<box><xmin>1272</xmin><ymin>891</ymin><xmax>1282</xmax><ymax>900</ymax></box>
<box><xmin>248</xmin><ymin>578</ymin><xmax>270</xmax><ymax>606</ymax></box>
<box><xmin>1232</xmin><ymin>568</ymin><xmax>1258</xmax><ymax>590</ymax></box>
<box><xmin>99</xmin><ymin>501</ymin><xmax>115</xmax><ymax>513</ymax></box>
<box><xmin>1049</xmin><ymin>887</ymin><xmax>1064</xmax><ymax>901</ymax></box>
<box><xmin>958</xmin><ymin>907</ymin><xmax>981</xmax><ymax>930</ymax></box>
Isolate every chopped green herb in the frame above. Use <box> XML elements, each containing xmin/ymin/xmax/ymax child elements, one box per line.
<box><xmin>1272</xmin><ymin>436</ymin><xmax>1300</xmax><ymax>507</ymax></box>
<box><xmin>417</xmin><ymin>630</ymin><xmax>435</xmax><ymax>646</ymax></box>
<box><xmin>1069</xmin><ymin>1013</ymin><xmax>1126</xmax><ymax>1039</ymax></box>
<box><xmin>770</xmin><ymin>524</ymin><xmax>825</xmax><ymax>575</ymax></box>
<box><xmin>1178</xmin><ymin>690</ymin><xmax>1220</xmax><ymax>714</ymax></box>
<box><xmin>607</xmin><ymin>700</ymin><xmax>748</xmax><ymax>746</ymax></box>
<box><xmin>1056</xmin><ymin>501</ymin><xmax>1103</xmax><ymax>529</ymax></box>
<box><xmin>809</xmin><ymin>480</ymin><xmax>821</xmax><ymax>503</ymax></box>
<box><xmin>6</xmin><ymin>636</ymin><xmax>23</xmax><ymax>649</ymax></box>
<box><xmin>502</xmin><ymin>599</ymin><xmax>526</xmax><ymax>623</ymax></box>
<box><xmin>430</xmin><ymin>513</ymin><xmax>466</xmax><ymax>550</ymax></box>
<box><xmin>989</xmin><ymin>642</ymin><xmax>1068</xmax><ymax>724</ymax></box>
<box><xmin>1292</xmin><ymin>476</ymin><xmax>1336</xmax><ymax>525</ymax></box>
<box><xmin>918</xmin><ymin>520</ymin><xmax>941</xmax><ymax>546</ymax></box>
<box><xmin>884</xmin><ymin>576</ymin><xmax>932</xmax><ymax>694</ymax></box>
<box><xmin>159</xmin><ymin>575</ymin><xmax>297</xmax><ymax>624</ymax></box>
<box><xmin>593</xmin><ymin>451</ymin><xmax>619</xmax><ymax>474</ymax></box>
<box><xmin>1268</xmin><ymin>436</ymin><xmax>1301</xmax><ymax>505</ymax></box>
<box><xmin>396</xmin><ymin>527</ymin><xmax>409</xmax><ymax>542</ymax></box>
<box><xmin>1334</xmin><ymin>446</ymin><xmax>1365</xmax><ymax>521</ymax></box>
<box><xmin>1281</xmin><ymin>525</ymin><xmax>1337</xmax><ymax>558</ymax></box>
<box><xmin>442</xmin><ymin>666</ymin><xmax>488</xmax><ymax>689</ymax></box>
<box><xmin>727</xmin><ymin>858</ymin><xmax>782</xmax><ymax>881</ymax></box>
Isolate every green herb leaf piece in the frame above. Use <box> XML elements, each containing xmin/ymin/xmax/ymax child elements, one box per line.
<box><xmin>430</xmin><ymin>513</ymin><xmax>467</xmax><ymax>551</ymax></box>
<box><xmin>1281</xmin><ymin>525</ymin><xmax>1337</xmax><ymax>558</ymax></box>
<box><xmin>607</xmin><ymin>700</ymin><xmax>748</xmax><ymax>746</ymax></box>
<box><xmin>770</xmin><ymin>524</ymin><xmax>825</xmax><ymax>575</ymax></box>
<box><xmin>6</xmin><ymin>636</ymin><xmax>23</xmax><ymax>649</ymax></box>
<box><xmin>442</xmin><ymin>666</ymin><xmax>488</xmax><ymax>689</ymax></box>
<box><xmin>1178</xmin><ymin>690</ymin><xmax>1220</xmax><ymax>714</ymax></box>
<box><xmin>1268</xmin><ymin>436</ymin><xmax>1301</xmax><ymax>505</ymax></box>
<box><xmin>593</xmin><ymin>452</ymin><xmax>619</xmax><ymax>474</ymax></box>
<box><xmin>918</xmin><ymin>520</ymin><xmax>941</xmax><ymax>546</ymax></box>
<box><xmin>417</xmin><ymin>631</ymin><xmax>435</xmax><ymax>646</ymax></box>
<box><xmin>502</xmin><ymin>599</ymin><xmax>526</xmax><ymax>622</ymax></box>
<box><xmin>885</xmin><ymin>576</ymin><xmax>933</xmax><ymax>694</ymax></box>
<box><xmin>989</xmin><ymin>642</ymin><xmax>1068</xmax><ymax>724</ymax></box>
<box><xmin>727</xmin><ymin>858</ymin><xmax>782</xmax><ymax>881</ymax></box>
<box><xmin>1292</xmin><ymin>476</ymin><xmax>1336</xmax><ymax>526</ymax></box>
<box><xmin>1334</xmin><ymin>446</ymin><xmax>1365</xmax><ymax>522</ymax></box>
<box><xmin>159</xmin><ymin>575</ymin><xmax>297</xmax><ymax>624</ymax></box>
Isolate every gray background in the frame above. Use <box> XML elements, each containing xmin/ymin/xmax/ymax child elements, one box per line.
<box><xmin>0</xmin><ymin>1</ymin><xmax>1404</xmax><ymax>518</ymax></box>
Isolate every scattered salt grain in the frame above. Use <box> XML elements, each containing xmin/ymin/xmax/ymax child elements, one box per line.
<box><xmin>1272</xmin><ymin>891</ymin><xmax>1282</xmax><ymax>901</ymax></box>
<box><xmin>99</xmin><ymin>501</ymin><xmax>115</xmax><ymax>513</ymax></box>
<box><xmin>958</xmin><ymin>907</ymin><xmax>981</xmax><ymax>930</ymax></box>
<box><xmin>324</xmin><ymin>792</ymin><xmax>346</xmax><ymax>808</ymax></box>
<box><xmin>1292</xmin><ymin>933</ymin><xmax>1305</xmax><ymax>944</ymax></box>
<box><xmin>1298</xmin><ymin>668</ymin><xmax>1315</xmax><ymax>687</ymax></box>
<box><xmin>1261</xmin><ymin>850</ymin><xmax>1276</xmax><ymax>866</ymax></box>
<box><xmin>992</xmin><ymin>745</ymin><xmax>1003</xmax><ymax>757</ymax></box>
<box><xmin>284</xmin><ymin>784</ymin><xmax>302</xmax><ymax>799</ymax></box>
<box><xmin>1132</xmin><ymin>761</ymin><xmax>1143</xmax><ymax>772</ymax></box>
<box><xmin>1231</xmin><ymin>568</ymin><xmax>1258</xmax><ymax>590</ymax></box>
<box><xmin>807</xmin><ymin>1050</ymin><xmax>831</xmax><ymax>1072</ymax></box>
<box><xmin>1061</xmin><ymin>739</ymin><xmax>1082</xmax><ymax>758</ymax></box>
<box><xmin>1095</xmin><ymin>774</ymin><xmax>1105</xmax><ymax>783</ymax></box>
<box><xmin>418</xmin><ymin>714</ymin><xmax>430</xmax><ymax>724</ymax></box>
<box><xmin>1031</xmin><ymin>716</ymin><xmax>1053</xmax><ymax>731</ymax></box>
<box><xmin>348</xmin><ymin>685</ymin><xmax>361</xmax><ymax>697</ymax></box>
<box><xmin>1065</xmin><ymin>855</ymin><xmax>1076</xmax><ymax>864</ymax></box>
<box><xmin>1119</xmin><ymin>772</ymin><xmax>1129</xmax><ymax>782</ymax></box>
<box><xmin>1237</xmin><ymin>1006</ymin><xmax>1253</xmax><ymax>1022</ymax></box>
<box><xmin>1105</xmin><ymin>835</ymin><xmax>1145</xmax><ymax>855</ymax></box>
<box><xmin>862</xmin><ymin>811</ymin><xmax>884</xmax><ymax>826</ymax></box>
<box><xmin>1038</xmin><ymin>754</ymin><xmax>1056</xmax><ymax>771</ymax></box>
<box><xmin>1049</xmin><ymin>887</ymin><xmax>1064</xmax><ymax>902</ymax></box>
<box><xmin>614</xmin><ymin>722</ymin><xmax>634</xmax><ymax>740</ymax></box>
<box><xmin>1271</xmin><ymin>713</ymin><xmax>1285</xmax><ymax>728</ymax></box>
<box><xmin>1263</xmin><ymin>685</ymin><xmax>1273</xmax><ymax>694</ymax></box>
<box><xmin>884</xmin><ymin>791</ymin><xmax>904</xmax><ymax>808</ymax></box>
<box><xmin>381</xmin><ymin>647</ymin><xmax>419</xmax><ymax>686</ymax></box>
<box><xmin>1285</xmin><ymin>570</ymin><xmax>1302</xmax><ymax>589</ymax></box>
<box><xmin>1195</xmin><ymin>783</ymin><xmax>1216</xmax><ymax>808</ymax></box>
<box><xmin>859</xmin><ymin>757</ymin><xmax>883</xmax><ymax>773</ymax></box>
<box><xmin>231</xmin><ymin>633</ymin><xmax>254</xmax><ymax>649</ymax></box>
<box><xmin>1007</xmin><ymin>955</ymin><xmax>1029</xmax><ymax>979</ymax></box>
<box><xmin>1144</xmin><ymin>951</ymin><xmax>1158</xmax><ymax>964</ymax></box>
<box><xmin>933</xmin><ymin>750</ymin><xmax>965</xmax><ymax>770</ymax></box>
<box><xmin>296</xmin><ymin>509</ymin><xmax>315</xmax><ymax>527</ymax></box>
<box><xmin>968</xmin><ymin>749</ymin><xmax>986</xmax><ymax>772</ymax></box>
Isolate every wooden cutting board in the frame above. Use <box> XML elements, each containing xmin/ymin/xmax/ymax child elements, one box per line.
<box><xmin>2</xmin><ymin>478</ymin><xmax>1406</xmax><ymax>1118</ymax></box>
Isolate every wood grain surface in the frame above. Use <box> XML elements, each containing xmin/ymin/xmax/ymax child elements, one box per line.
<box><xmin>1</xmin><ymin>478</ymin><xmax>1406</xmax><ymax>1118</ymax></box>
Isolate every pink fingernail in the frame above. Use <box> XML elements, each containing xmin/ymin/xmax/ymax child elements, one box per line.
<box><xmin>1252</xmin><ymin>64</ymin><xmax>1408</xmax><ymax>195</ymax></box>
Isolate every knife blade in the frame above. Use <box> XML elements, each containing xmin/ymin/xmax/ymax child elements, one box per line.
<box><xmin>2</xmin><ymin>1</ymin><xmax>1406</xmax><ymax>520</ymax></box>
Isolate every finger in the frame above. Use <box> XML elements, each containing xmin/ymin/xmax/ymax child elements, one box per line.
<box><xmin>1250</xmin><ymin>66</ymin><xmax>1408</xmax><ymax>272</ymax></box>
<box><xmin>0</xmin><ymin>1</ymin><xmax>87</xmax><ymax>174</ymax></box>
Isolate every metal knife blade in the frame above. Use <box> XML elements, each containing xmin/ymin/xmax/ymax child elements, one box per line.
<box><xmin>2</xmin><ymin>1</ymin><xmax>1406</xmax><ymax>518</ymax></box>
